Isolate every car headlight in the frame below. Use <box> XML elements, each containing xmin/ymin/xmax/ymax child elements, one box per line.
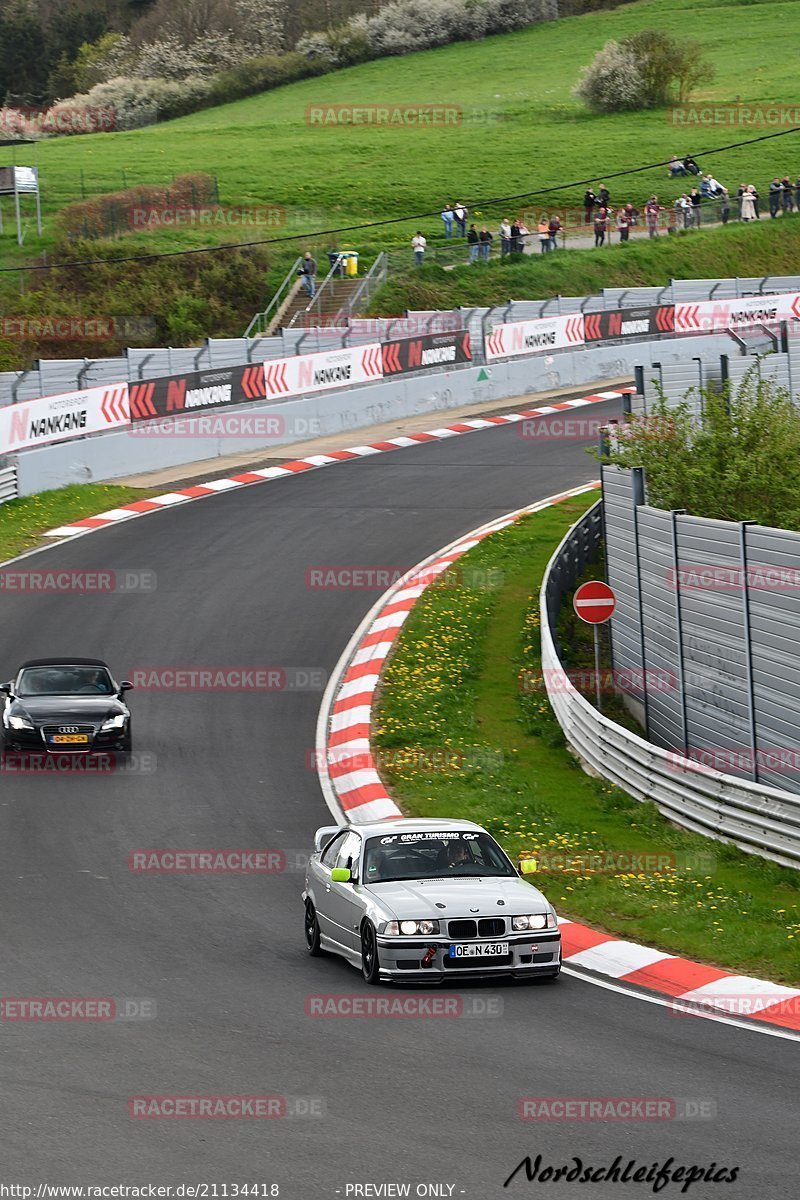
<box><xmin>384</xmin><ymin>920</ymin><xmax>441</xmax><ymax>936</ymax></box>
<box><xmin>7</xmin><ymin>713</ymin><xmax>34</xmax><ymax>731</ymax></box>
<box><xmin>100</xmin><ymin>714</ymin><xmax>127</xmax><ymax>732</ymax></box>
<box><xmin>512</xmin><ymin>913</ymin><xmax>551</xmax><ymax>931</ymax></box>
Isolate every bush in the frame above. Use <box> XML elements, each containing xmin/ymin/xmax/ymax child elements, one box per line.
<box><xmin>574</xmin><ymin>28</ymin><xmax>712</xmax><ymax>113</ymax></box>
<box><xmin>60</xmin><ymin>173</ymin><xmax>219</xmax><ymax>239</ymax></box>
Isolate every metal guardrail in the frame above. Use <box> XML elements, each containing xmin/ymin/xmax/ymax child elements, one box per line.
<box><xmin>0</xmin><ymin>463</ymin><xmax>17</xmax><ymax>504</ymax></box>
<box><xmin>540</xmin><ymin>500</ymin><xmax>800</xmax><ymax>870</ymax></box>
<box><xmin>243</xmin><ymin>256</ymin><xmax>303</xmax><ymax>338</ymax></box>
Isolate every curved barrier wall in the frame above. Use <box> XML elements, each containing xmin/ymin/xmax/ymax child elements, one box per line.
<box><xmin>540</xmin><ymin>502</ymin><xmax>800</xmax><ymax>870</ymax></box>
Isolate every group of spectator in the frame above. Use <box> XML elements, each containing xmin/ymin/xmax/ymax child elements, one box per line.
<box><xmin>412</xmin><ymin>166</ymin><xmax>800</xmax><ymax>265</ymax></box>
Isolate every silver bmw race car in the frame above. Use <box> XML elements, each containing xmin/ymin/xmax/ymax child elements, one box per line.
<box><xmin>302</xmin><ymin>818</ymin><xmax>561</xmax><ymax>984</ymax></box>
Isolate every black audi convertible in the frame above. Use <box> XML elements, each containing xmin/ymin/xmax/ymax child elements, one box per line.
<box><xmin>0</xmin><ymin>658</ymin><xmax>133</xmax><ymax>755</ymax></box>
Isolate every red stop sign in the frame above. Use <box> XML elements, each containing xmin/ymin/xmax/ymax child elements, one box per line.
<box><xmin>573</xmin><ymin>580</ymin><xmax>616</xmax><ymax>624</ymax></box>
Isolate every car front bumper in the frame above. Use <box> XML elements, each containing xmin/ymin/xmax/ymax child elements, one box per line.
<box><xmin>376</xmin><ymin>930</ymin><xmax>561</xmax><ymax>980</ymax></box>
<box><xmin>2</xmin><ymin>728</ymin><xmax>128</xmax><ymax>754</ymax></box>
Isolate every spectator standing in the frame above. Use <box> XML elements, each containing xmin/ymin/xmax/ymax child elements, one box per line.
<box><xmin>593</xmin><ymin>206</ymin><xmax>607</xmax><ymax>247</ymax></box>
<box><xmin>479</xmin><ymin>225</ymin><xmax>493</xmax><ymax>260</ymax></box>
<box><xmin>499</xmin><ymin>217</ymin><xmax>512</xmax><ymax>256</ymax></box>
<box><xmin>454</xmin><ymin>202</ymin><xmax>468</xmax><ymax>237</ymax></box>
<box><xmin>736</xmin><ymin>184</ymin><xmax>746</xmax><ymax>220</ymax></box>
<box><xmin>769</xmin><ymin>178</ymin><xmax>782</xmax><ymax>218</ymax></box>
<box><xmin>538</xmin><ymin>217</ymin><xmax>550</xmax><ymax>252</ymax></box>
<box><xmin>616</xmin><ymin>207</ymin><xmax>631</xmax><ymax>243</ymax></box>
<box><xmin>690</xmin><ymin>187</ymin><xmax>702</xmax><ymax>229</ymax></box>
<box><xmin>467</xmin><ymin>223</ymin><xmax>480</xmax><ymax>262</ymax></box>
<box><xmin>719</xmin><ymin>188</ymin><xmax>731</xmax><ymax>224</ymax></box>
<box><xmin>674</xmin><ymin>194</ymin><xmax>690</xmax><ymax>230</ymax></box>
<box><xmin>583</xmin><ymin>188</ymin><xmax>596</xmax><ymax>223</ymax></box>
<box><xmin>750</xmin><ymin>184</ymin><xmax>760</xmax><ymax>218</ymax></box>
<box><xmin>597</xmin><ymin>183</ymin><xmax>610</xmax><ymax>208</ymax></box>
<box><xmin>510</xmin><ymin>218</ymin><xmax>522</xmax><ymax>254</ymax></box>
<box><xmin>412</xmin><ymin>231</ymin><xmax>427</xmax><ymax>265</ymax></box>
<box><xmin>441</xmin><ymin>204</ymin><xmax>454</xmax><ymax>238</ymax></box>
<box><xmin>741</xmin><ymin>186</ymin><xmax>757</xmax><ymax>222</ymax></box>
<box><xmin>645</xmin><ymin>196</ymin><xmax>661</xmax><ymax>238</ymax></box>
<box><xmin>299</xmin><ymin>250</ymin><xmax>317</xmax><ymax>298</ymax></box>
<box><xmin>795</xmin><ymin>177</ymin><xmax>800</xmax><ymax>212</ymax></box>
<box><xmin>547</xmin><ymin>214</ymin><xmax>561</xmax><ymax>250</ymax></box>
<box><xmin>781</xmin><ymin>176</ymin><xmax>794</xmax><ymax>213</ymax></box>
<box><xmin>518</xmin><ymin>218</ymin><xmax>530</xmax><ymax>252</ymax></box>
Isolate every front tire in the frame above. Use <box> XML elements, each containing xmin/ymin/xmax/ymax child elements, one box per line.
<box><xmin>304</xmin><ymin>901</ymin><xmax>322</xmax><ymax>956</ymax></box>
<box><xmin>361</xmin><ymin>921</ymin><xmax>380</xmax><ymax>985</ymax></box>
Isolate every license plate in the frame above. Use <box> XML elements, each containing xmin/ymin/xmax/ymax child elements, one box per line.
<box><xmin>449</xmin><ymin>942</ymin><xmax>506</xmax><ymax>958</ymax></box>
<box><xmin>49</xmin><ymin>734</ymin><xmax>89</xmax><ymax>745</ymax></box>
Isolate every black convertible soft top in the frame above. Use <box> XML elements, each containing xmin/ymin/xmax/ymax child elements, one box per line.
<box><xmin>18</xmin><ymin>658</ymin><xmax>110</xmax><ymax>669</ymax></box>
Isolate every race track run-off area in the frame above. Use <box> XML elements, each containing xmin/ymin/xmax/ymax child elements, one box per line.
<box><xmin>1</xmin><ymin>395</ymin><xmax>797</xmax><ymax>1196</ymax></box>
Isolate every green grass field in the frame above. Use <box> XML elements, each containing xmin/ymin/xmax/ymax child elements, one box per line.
<box><xmin>0</xmin><ymin>484</ymin><xmax>155</xmax><ymax>562</ymax></box>
<box><xmin>2</xmin><ymin>0</ymin><xmax>799</xmax><ymax>276</ymax></box>
<box><xmin>374</xmin><ymin>494</ymin><xmax>800</xmax><ymax>984</ymax></box>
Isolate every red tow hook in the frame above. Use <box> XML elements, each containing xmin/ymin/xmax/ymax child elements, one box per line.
<box><xmin>422</xmin><ymin>946</ymin><xmax>437</xmax><ymax>967</ymax></box>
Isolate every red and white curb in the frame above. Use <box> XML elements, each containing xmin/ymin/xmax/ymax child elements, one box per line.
<box><xmin>40</xmin><ymin>390</ymin><xmax>631</xmax><ymax>539</ymax></box>
<box><xmin>316</xmin><ymin>487</ymin><xmax>800</xmax><ymax>1037</ymax></box>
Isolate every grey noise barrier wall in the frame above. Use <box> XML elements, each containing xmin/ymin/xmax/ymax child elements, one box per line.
<box><xmin>13</xmin><ymin>333</ymin><xmax>727</xmax><ymax>497</ymax></box>
<box><xmin>542</xmin><ymin>498</ymin><xmax>800</xmax><ymax>870</ymax></box>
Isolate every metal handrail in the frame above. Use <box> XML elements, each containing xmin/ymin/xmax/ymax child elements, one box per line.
<box><xmin>288</xmin><ymin>254</ymin><xmax>346</xmax><ymax>330</ymax></box>
<box><xmin>335</xmin><ymin>252</ymin><xmax>387</xmax><ymax>326</ymax></box>
<box><xmin>244</xmin><ymin>256</ymin><xmax>303</xmax><ymax>338</ymax></box>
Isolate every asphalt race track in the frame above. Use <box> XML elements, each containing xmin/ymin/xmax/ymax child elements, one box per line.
<box><xmin>1</xmin><ymin>399</ymin><xmax>796</xmax><ymax>1197</ymax></box>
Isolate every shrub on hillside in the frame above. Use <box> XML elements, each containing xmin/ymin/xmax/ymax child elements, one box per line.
<box><xmin>298</xmin><ymin>0</ymin><xmax>557</xmax><ymax>66</ymax></box>
<box><xmin>574</xmin><ymin>29</ymin><xmax>711</xmax><ymax>112</ymax></box>
<box><xmin>60</xmin><ymin>173</ymin><xmax>219</xmax><ymax>238</ymax></box>
<box><xmin>51</xmin><ymin>75</ymin><xmax>214</xmax><ymax>131</ymax></box>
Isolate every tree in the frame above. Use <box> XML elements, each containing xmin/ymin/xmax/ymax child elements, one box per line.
<box><xmin>573</xmin><ymin>28</ymin><xmax>712</xmax><ymax>113</ymax></box>
<box><xmin>600</xmin><ymin>372</ymin><xmax>800</xmax><ymax>529</ymax></box>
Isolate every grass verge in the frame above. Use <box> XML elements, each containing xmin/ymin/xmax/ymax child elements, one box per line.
<box><xmin>374</xmin><ymin>492</ymin><xmax>800</xmax><ymax>984</ymax></box>
<box><xmin>0</xmin><ymin>484</ymin><xmax>155</xmax><ymax>562</ymax></box>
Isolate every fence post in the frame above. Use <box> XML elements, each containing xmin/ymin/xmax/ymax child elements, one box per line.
<box><xmin>739</xmin><ymin>521</ymin><xmax>759</xmax><ymax>782</ymax></box>
<box><xmin>631</xmin><ymin>468</ymin><xmax>650</xmax><ymax>738</ymax></box>
<box><xmin>671</xmin><ymin>508</ymin><xmax>689</xmax><ymax>755</ymax></box>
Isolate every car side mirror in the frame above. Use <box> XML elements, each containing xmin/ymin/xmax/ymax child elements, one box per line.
<box><xmin>519</xmin><ymin>857</ymin><xmax>537</xmax><ymax>876</ymax></box>
<box><xmin>331</xmin><ymin>867</ymin><xmax>351</xmax><ymax>883</ymax></box>
<box><xmin>0</xmin><ymin>683</ymin><xmax>10</xmax><ymax>695</ymax></box>
<box><xmin>119</xmin><ymin>681</ymin><xmax>134</xmax><ymax>693</ymax></box>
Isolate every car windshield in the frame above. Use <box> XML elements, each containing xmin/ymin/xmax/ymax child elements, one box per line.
<box><xmin>363</xmin><ymin>832</ymin><xmax>516</xmax><ymax>883</ymax></box>
<box><xmin>16</xmin><ymin>666</ymin><xmax>114</xmax><ymax>697</ymax></box>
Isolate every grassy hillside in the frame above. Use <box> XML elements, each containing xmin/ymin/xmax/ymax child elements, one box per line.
<box><xmin>0</xmin><ymin>0</ymin><xmax>798</xmax><ymax>347</ymax></box>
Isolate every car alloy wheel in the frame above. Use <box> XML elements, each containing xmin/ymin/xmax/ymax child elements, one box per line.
<box><xmin>305</xmin><ymin>901</ymin><xmax>322</xmax><ymax>956</ymax></box>
<box><xmin>361</xmin><ymin>920</ymin><xmax>380</xmax><ymax>985</ymax></box>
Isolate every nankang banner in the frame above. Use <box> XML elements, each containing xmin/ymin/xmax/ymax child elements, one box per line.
<box><xmin>128</xmin><ymin>363</ymin><xmax>265</xmax><ymax>422</ymax></box>
<box><xmin>484</xmin><ymin>314</ymin><xmax>584</xmax><ymax>362</ymax></box>
<box><xmin>381</xmin><ymin>329</ymin><xmax>472</xmax><ymax>375</ymax></box>
<box><xmin>584</xmin><ymin>306</ymin><xmax>675</xmax><ymax>341</ymax></box>
<box><xmin>0</xmin><ymin>383</ymin><xmax>129</xmax><ymax>454</ymax></box>
<box><xmin>263</xmin><ymin>343</ymin><xmax>383</xmax><ymax>400</ymax></box>
<box><xmin>675</xmin><ymin>291</ymin><xmax>800</xmax><ymax>334</ymax></box>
